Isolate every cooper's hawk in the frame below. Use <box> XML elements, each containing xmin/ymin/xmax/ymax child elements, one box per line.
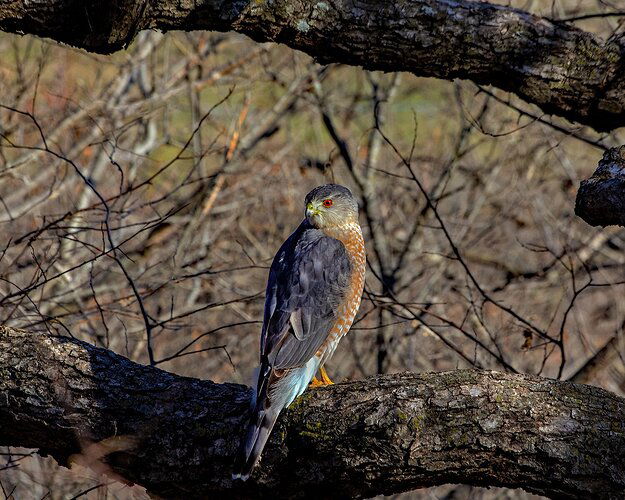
<box><xmin>233</xmin><ymin>184</ymin><xmax>366</xmax><ymax>480</ymax></box>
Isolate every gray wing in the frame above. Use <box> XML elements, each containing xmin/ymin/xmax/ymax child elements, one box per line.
<box><xmin>261</xmin><ymin>222</ymin><xmax>352</xmax><ymax>370</ymax></box>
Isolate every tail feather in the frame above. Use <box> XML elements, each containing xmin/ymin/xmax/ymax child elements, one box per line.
<box><xmin>232</xmin><ymin>403</ymin><xmax>281</xmax><ymax>480</ymax></box>
<box><xmin>232</xmin><ymin>356</ymin><xmax>319</xmax><ymax>480</ymax></box>
<box><xmin>233</xmin><ymin>359</ymin><xmax>279</xmax><ymax>480</ymax></box>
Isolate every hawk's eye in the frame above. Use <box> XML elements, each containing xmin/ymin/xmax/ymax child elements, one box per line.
<box><xmin>322</xmin><ymin>199</ymin><xmax>333</xmax><ymax>208</ymax></box>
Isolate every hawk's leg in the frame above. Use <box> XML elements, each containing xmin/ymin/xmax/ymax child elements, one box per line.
<box><xmin>309</xmin><ymin>367</ymin><xmax>334</xmax><ymax>387</ymax></box>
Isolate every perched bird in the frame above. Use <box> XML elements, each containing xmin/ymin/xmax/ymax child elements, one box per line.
<box><xmin>233</xmin><ymin>184</ymin><xmax>366</xmax><ymax>480</ymax></box>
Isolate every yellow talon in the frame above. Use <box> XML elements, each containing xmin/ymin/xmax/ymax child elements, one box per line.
<box><xmin>320</xmin><ymin>366</ymin><xmax>334</xmax><ymax>385</ymax></box>
<box><xmin>309</xmin><ymin>367</ymin><xmax>334</xmax><ymax>388</ymax></box>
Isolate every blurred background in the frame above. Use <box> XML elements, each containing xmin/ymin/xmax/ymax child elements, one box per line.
<box><xmin>1</xmin><ymin>0</ymin><xmax>625</xmax><ymax>498</ymax></box>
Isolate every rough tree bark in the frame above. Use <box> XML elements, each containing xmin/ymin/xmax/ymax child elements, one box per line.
<box><xmin>1</xmin><ymin>0</ymin><xmax>625</xmax><ymax>132</ymax></box>
<box><xmin>1</xmin><ymin>325</ymin><xmax>625</xmax><ymax>499</ymax></box>
<box><xmin>576</xmin><ymin>146</ymin><xmax>625</xmax><ymax>227</ymax></box>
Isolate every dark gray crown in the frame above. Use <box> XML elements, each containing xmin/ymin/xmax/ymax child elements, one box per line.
<box><xmin>305</xmin><ymin>184</ymin><xmax>354</xmax><ymax>205</ymax></box>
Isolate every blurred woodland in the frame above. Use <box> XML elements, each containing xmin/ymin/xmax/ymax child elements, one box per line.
<box><xmin>1</xmin><ymin>0</ymin><xmax>625</xmax><ymax>498</ymax></box>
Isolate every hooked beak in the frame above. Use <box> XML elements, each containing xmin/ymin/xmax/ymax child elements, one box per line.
<box><xmin>306</xmin><ymin>202</ymin><xmax>321</xmax><ymax>218</ymax></box>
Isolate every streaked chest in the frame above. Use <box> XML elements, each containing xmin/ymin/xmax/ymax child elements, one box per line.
<box><xmin>317</xmin><ymin>222</ymin><xmax>366</xmax><ymax>356</ymax></box>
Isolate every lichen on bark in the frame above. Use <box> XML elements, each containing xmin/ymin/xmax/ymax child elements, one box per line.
<box><xmin>1</xmin><ymin>326</ymin><xmax>624</xmax><ymax>498</ymax></box>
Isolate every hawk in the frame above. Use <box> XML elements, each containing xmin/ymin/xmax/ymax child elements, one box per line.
<box><xmin>233</xmin><ymin>184</ymin><xmax>366</xmax><ymax>480</ymax></box>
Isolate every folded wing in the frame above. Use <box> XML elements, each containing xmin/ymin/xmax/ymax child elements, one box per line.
<box><xmin>261</xmin><ymin>223</ymin><xmax>352</xmax><ymax>369</ymax></box>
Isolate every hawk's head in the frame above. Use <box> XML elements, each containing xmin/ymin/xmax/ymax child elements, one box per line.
<box><xmin>304</xmin><ymin>184</ymin><xmax>358</xmax><ymax>229</ymax></box>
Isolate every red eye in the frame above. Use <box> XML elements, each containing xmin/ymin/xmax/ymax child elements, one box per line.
<box><xmin>322</xmin><ymin>199</ymin><xmax>333</xmax><ymax>208</ymax></box>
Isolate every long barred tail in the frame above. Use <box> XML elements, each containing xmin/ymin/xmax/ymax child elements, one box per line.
<box><xmin>232</xmin><ymin>397</ymin><xmax>281</xmax><ymax>480</ymax></box>
<box><xmin>232</xmin><ymin>360</ymin><xmax>279</xmax><ymax>481</ymax></box>
<box><xmin>232</xmin><ymin>357</ymin><xmax>319</xmax><ymax>480</ymax></box>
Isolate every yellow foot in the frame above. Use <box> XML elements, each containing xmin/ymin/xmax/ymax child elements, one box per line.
<box><xmin>320</xmin><ymin>366</ymin><xmax>334</xmax><ymax>385</ymax></box>
<box><xmin>309</xmin><ymin>367</ymin><xmax>335</xmax><ymax>388</ymax></box>
<box><xmin>309</xmin><ymin>376</ymin><xmax>325</xmax><ymax>388</ymax></box>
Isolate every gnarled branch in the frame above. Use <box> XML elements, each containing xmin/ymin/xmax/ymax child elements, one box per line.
<box><xmin>576</xmin><ymin>146</ymin><xmax>625</xmax><ymax>227</ymax></box>
<box><xmin>1</xmin><ymin>0</ymin><xmax>625</xmax><ymax>132</ymax></box>
<box><xmin>1</xmin><ymin>325</ymin><xmax>624</xmax><ymax>498</ymax></box>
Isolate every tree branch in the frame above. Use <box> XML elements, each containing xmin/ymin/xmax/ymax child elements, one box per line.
<box><xmin>575</xmin><ymin>146</ymin><xmax>625</xmax><ymax>227</ymax></box>
<box><xmin>1</xmin><ymin>0</ymin><xmax>625</xmax><ymax>132</ymax></box>
<box><xmin>1</xmin><ymin>325</ymin><xmax>624</xmax><ymax>498</ymax></box>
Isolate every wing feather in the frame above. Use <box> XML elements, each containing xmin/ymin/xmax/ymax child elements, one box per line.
<box><xmin>260</xmin><ymin>221</ymin><xmax>351</xmax><ymax>370</ymax></box>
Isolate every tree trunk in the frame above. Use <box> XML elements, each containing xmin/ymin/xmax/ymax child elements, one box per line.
<box><xmin>1</xmin><ymin>0</ymin><xmax>625</xmax><ymax>132</ymax></box>
<box><xmin>1</xmin><ymin>325</ymin><xmax>624</xmax><ymax>499</ymax></box>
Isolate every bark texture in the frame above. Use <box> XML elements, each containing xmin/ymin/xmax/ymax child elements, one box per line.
<box><xmin>575</xmin><ymin>146</ymin><xmax>625</xmax><ymax>227</ymax></box>
<box><xmin>1</xmin><ymin>326</ymin><xmax>625</xmax><ymax>499</ymax></box>
<box><xmin>1</xmin><ymin>0</ymin><xmax>625</xmax><ymax>131</ymax></box>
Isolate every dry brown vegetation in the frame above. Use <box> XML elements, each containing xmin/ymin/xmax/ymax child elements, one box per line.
<box><xmin>1</xmin><ymin>0</ymin><xmax>625</xmax><ymax>498</ymax></box>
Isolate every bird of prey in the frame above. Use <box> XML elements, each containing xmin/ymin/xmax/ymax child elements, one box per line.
<box><xmin>233</xmin><ymin>184</ymin><xmax>366</xmax><ymax>480</ymax></box>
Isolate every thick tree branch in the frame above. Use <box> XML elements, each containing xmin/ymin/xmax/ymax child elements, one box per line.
<box><xmin>1</xmin><ymin>326</ymin><xmax>625</xmax><ymax>498</ymax></box>
<box><xmin>1</xmin><ymin>0</ymin><xmax>625</xmax><ymax>132</ymax></box>
<box><xmin>575</xmin><ymin>146</ymin><xmax>625</xmax><ymax>227</ymax></box>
